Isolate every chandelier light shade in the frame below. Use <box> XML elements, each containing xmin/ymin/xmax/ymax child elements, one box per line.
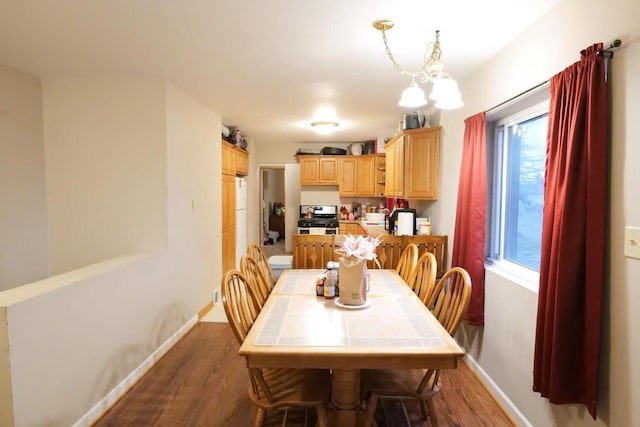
<box><xmin>373</xmin><ymin>20</ymin><xmax>464</xmax><ymax>110</ymax></box>
<box><xmin>311</xmin><ymin>120</ymin><xmax>339</xmax><ymax>135</ymax></box>
<box><xmin>398</xmin><ymin>79</ymin><xmax>428</xmax><ymax>108</ymax></box>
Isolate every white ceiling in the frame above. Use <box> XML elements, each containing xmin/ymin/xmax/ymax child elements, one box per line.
<box><xmin>0</xmin><ymin>0</ymin><xmax>562</xmax><ymax>145</ymax></box>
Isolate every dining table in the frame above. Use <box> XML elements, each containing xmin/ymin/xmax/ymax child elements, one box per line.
<box><xmin>238</xmin><ymin>268</ymin><xmax>465</xmax><ymax>427</ymax></box>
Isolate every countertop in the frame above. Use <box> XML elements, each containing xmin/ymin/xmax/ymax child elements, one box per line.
<box><xmin>340</xmin><ymin>219</ymin><xmax>388</xmax><ymax>236</ymax></box>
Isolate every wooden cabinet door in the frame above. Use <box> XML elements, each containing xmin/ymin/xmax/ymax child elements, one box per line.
<box><xmin>300</xmin><ymin>157</ymin><xmax>320</xmax><ymax>184</ymax></box>
<box><xmin>221</xmin><ymin>141</ymin><xmax>236</xmax><ymax>176</ymax></box>
<box><xmin>358</xmin><ymin>155</ymin><xmax>376</xmax><ymax>196</ymax></box>
<box><xmin>339</xmin><ymin>157</ymin><xmax>358</xmax><ymax>196</ymax></box>
<box><xmin>385</xmin><ymin>135</ymin><xmax>404</xmax><ymax>197</ymax></box>
<box><xmin>235</xmin><ymin>148</ymin><xmax>249</xmax><ymax>176</ymax></box>
<box><xmin>222</xmin><ymin>228</ymin><xmax>236</xmax><ymax>273</ymax></box>
<box><xmin>345</xmin><ymin>223</ymin><xmax>363</xmax><ymax>235</ymax></box>
<box><xmin>300</xmin><ymin>156</ymin><xmax>338</xmax><ymax>185</ymax></box>
<box><xmin>375</xmin><ymin>154</ymin><xmax>386</xmax><ymax>197</ymax></box>
<box><xmin>221</xmin><ymin>174</ymin><xmax>236</xmax><ymax>272</ymax></box>
<box><xmin>404</xmin><ymin>127</ymin><xmax>440</xmax><ymax>199</ymax></box>
<box><xmin>319</xmin><ymin>157</ymin><xmax>338</xmax><ymax>184</ymax></box>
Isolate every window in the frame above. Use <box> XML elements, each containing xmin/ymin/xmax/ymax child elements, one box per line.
<box><xmin>488</xmin><ymin>98</ymin><xmax>549</xmax><ymax>284</ymax></box>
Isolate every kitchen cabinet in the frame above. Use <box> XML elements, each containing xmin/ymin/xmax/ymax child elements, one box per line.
<box><xmin>338</xmin><ymin>157</ymin><xmax>358</xmax><ymax>196</ymax></box>
<box><xmin>299</xmin><ymin>156</ymin><xmax>338</xmax><ymax>185</ymax></box>
<box><xmin>235</xmin><ymin>147</ymin><xmax>249</xmax><ymax>176</ymax></box>
<box><xmin>337</xmin><ymin>154</ymin><xmax>385</xmax><ymax>197</ymax></box>
<box><xmin>222</xmin><ymin>140</ymin><xmax>249</xmax><ymax>177</ymax></box>
<box><xmin>384</xmin><ymin>135</ymin><xmax>404</xmax><ymax>197</ymax></box>
<box><xmin>384</xmin><ymin>127</ymin><xmax>440</xmax><ymax>200</ymax></box>
<box><xmin>357</xmin><ymin>155</ymin><xmax>376</xmax><ymax>196</ymax></box>
<box><xmin>221</xmin><ymin>139</ymin><xmax>250</xmax><ymax>272</ymax></box>
<box><xmin>375</xmin><ymin>154</ymin><xmax>386</xmax><ymax>197</ymax></box>
<box><xmin>221</xmin><ymin>173</ymin><xmax>236</xmax><ymax>272</ymax></box>
<box><xmin>339</xmin><ymin>221</ymin><xmax>364</xmax><ymax>235</ymax></box>
<box><xmin>221</xmin><ymin>140</ymin><xmax>237</xmax><ymax>176</ymax></box>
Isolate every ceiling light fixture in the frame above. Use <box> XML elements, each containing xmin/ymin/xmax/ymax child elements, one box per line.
<box><xmin>373</xmin><ymin>20</ymin><xmax>463</xmax><ymax>110</ymax></box>
<box><xmin>311</xmin><ymin>120</ymin><xmax>339</xmax><ymax>135</ymax></box>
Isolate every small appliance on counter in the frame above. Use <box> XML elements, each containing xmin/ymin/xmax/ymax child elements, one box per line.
<box><xmin>388</xmin><ymin>208</ymin><xmax>417</xmax><ymax>235</ymax></box>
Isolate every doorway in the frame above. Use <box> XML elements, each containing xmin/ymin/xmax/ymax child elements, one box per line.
<box><xmin>259</xmin><ymin>166</ymin><xmax>285</xmax><ymax>254</ymax></box>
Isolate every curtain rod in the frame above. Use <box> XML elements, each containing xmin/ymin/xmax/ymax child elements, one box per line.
<box><xmin>598</xmin><ymin>39</ymin><xmax>622</xmax><ymax>57</ymax></box>
<box><xmin>486</xmin><ymin>39</ymin><xmax>622</xmax><ymax>115</ymax></box>
<box><xmin>485</xmin><ymin>80</ymin><xmax>549</xmax><ymax>116</ymax></box>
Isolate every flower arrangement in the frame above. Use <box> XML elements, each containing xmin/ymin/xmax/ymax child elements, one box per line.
<box><xmin>337</xmin><ymin>234</ymin><xmax>381</xmax><ymax>263</ymax></box>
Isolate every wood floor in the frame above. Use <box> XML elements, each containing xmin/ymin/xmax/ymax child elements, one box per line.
<box><xmin>94</xmin><ymin>322</ymin><xmax>515</xmax><ymax>427</ymax></box>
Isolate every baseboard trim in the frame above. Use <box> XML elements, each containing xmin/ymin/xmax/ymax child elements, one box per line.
<box><xmin>198</xmin><ymin>300</ymin><xmax>214</xmax><ymax>319</ymax></box>
<box><xmin>463</xmin><ymin>354</ymin><xmax>532</xmax><ymax>427</ymax></box>
<box><xmin>73</xmin><ymin>315</ymin><xmax>199</xmax><ymax>427</ymax></box>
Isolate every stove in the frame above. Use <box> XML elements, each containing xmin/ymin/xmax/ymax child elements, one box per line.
<box><xmin>297</xmin><ymin>205</ymin><xmax>339</xmax><ymax>235</ymax></box>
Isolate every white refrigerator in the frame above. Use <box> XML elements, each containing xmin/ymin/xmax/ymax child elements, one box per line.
<box><xmin>235</xmin><ymin>177</ymin><xmax>247</xmax><ymax>270</ymax></box>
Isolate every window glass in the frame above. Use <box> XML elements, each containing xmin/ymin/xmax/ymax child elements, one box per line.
<box><xmin>489</xmin><ymin>99</ymin><xmax>548</xmax><ymax>278</ymax></box>
<box><xmin>503</xmin><ymin>114</ymin><xmax>547</xmax><ymax>270</ymax></box>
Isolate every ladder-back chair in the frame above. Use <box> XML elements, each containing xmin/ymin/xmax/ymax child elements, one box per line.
<box><xmin>362</xmin><ymin>267</ymin><xmax>472</xmax><ymax>427</ymax></box>
<box><xmin>221</xmin><ymin>270</ymin><xmax>330</xmax><ymax>427</ymax></box>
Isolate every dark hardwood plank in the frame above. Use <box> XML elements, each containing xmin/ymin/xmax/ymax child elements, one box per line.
<box><xmin>94</xmin><ymin>323</ymin><xmax>515</xmax><ymax>427</ymax></box>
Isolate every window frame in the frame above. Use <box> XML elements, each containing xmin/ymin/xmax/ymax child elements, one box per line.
<box><xmin>486</xmin><ymin>98</ymin><xmax>550</xmax><ymax>291</ymax></box>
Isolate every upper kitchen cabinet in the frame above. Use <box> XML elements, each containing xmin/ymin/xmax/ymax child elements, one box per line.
<box><xmin>338</xmin><ymin>157</ymin><xmax>358</xmax><ymax>196</ymax></box>
<box><xmin>221</xmin><ymin>140</ymin><xmax>237</xmax><ymax>176</ymax></box>
<box><xmin>299</xmin><ymin>156</ymin><xmax>338</xmax><ymax>185</ymax></box>
<box><xmin>357</xmin><ymin>155</ymin><xmax>376</xmax><ymax>196</ymax></box>
<box><xmin>384</xmin><ymin>134</ymin><xmax>404</xmax><ymax>197</ymax></box>
<box><xmin>338</xmin><ymin>154</ymin><xmax>384</xmax><ymax>197</ymax></box>
<box><xmin>384</xmin><ymin>127</ymin><xmax>441</xmax><ymax>200</ymax></box>
<box><xmin>235</xmin><ymin>147</ymin><xmax>248</xmax><ymax>176</ymax></box>
<box><xmin>221</xmin><ymin>140</ymin><xmax>249</xmax><ymax>177</ymax></box>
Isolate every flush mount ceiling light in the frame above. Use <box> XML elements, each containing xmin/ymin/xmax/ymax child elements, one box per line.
<box><xmin>311</xmin><ymin>120</ymin><xmax>339</xmax><ymax>135</ymax></box>
<box><xmin>373</xmin><ymin>20</ymin><xmax>463</xmax><ymax>110</ymax></box>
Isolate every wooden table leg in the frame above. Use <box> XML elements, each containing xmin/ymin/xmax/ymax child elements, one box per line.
<box><xmin>331</xmin><ymin>369</ymin><xmax>361</xmax><ymax>427</ymax></box>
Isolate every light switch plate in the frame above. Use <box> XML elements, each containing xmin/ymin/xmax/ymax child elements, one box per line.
<box><xmin>624</xmin><ymin>226</ymin><xmax>640</xmax><ymax>260</ymax></box>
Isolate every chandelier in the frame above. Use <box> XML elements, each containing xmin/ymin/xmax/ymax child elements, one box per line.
<box><xmin>373</xmin><ymin>20</ymin><xmax>463</xmax><ymax>109</ymax></box>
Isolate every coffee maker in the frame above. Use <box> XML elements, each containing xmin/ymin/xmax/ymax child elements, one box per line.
<box><xmin>388</xmin><ymin>208</ymin><xmax>417</xmax><ymax>235</ymax></box>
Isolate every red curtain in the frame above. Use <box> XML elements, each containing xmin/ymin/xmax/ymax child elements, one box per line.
<box><xmin>533</xmin><ymin>44</ymin><xmax>608</xmax><ymax>419</ymax></box>
<box><xmin>452</xmin><ymin>112</ymin><xmax>487</xmax><ymax>327</ymax></box>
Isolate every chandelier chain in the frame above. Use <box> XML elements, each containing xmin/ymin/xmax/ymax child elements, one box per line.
<box><xmin>380</xmin><ymin>28</ymin><xmax>439</xmax><ymax>79</ymax></box>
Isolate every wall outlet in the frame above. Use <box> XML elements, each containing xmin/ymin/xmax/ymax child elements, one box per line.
<box><xmin>213</xmin><ymin>288</ymin><xmax>221</xmax><ymax>303</ymax></box>
<box><xmin>624</xmin><ymin>226</ymin><xmax>640</xmax><ymax>260</ymax></box>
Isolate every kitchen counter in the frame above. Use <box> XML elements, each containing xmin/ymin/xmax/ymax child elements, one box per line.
<box><xmin>360</xmin><ymin>220</ymin><xmax>387</xmax><ymax>236</ymax></box>
<box><xmin>339</xmin><ymin>219</ymin><xmax>388</xmax><ymax>236</ymax></box>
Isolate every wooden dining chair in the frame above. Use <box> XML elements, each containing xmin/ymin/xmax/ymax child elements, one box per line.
<box><xmin>406</xmin><ymin>251</ymin><xmax>438</xmax><ymax>306</ymax></box>
<box><xmin>247</xmin><ymin>243</ymin><xmax>277</xmax><ymax>289</ymax></box>
<box><xmin>371</xmin><ymin>234</ymin><xmax>403</xmax><ymax>269</ymax></box>
<box><xmin>221</xmin><ymin>270</ymin><xmax>331</xmax><ymax>427</ymax></box>
<box><xmin>292</xmin><ymin>235</ymin><xmax>335</xmax><ymax>269</ymax></box>
<box><xmin>395</xmin><ymin>243</ymin><xmax>419</xmax><ymax>283</ymax></box>
<box><xmin>361</xmin><ymin>267</ymin><xmax>472</xmax><ymax>427</ymax></box>
<box><xmin>404</xmin><ymin>234</ymin><xmax>448</xmax><ymax>279</ymax></box>
<box><xmin>240</xmin><ymin>255</ymin><xmax>272</xmax><ymax>310</ymax></box>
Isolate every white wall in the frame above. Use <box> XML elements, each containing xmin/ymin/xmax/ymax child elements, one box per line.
<box><xmin>284</xmin><ymin>164</ymin><xmax>301</xmax><ymax>253</ymax></box>
<box><xmin>0</xmin><ymin>66</ymin><xmax>49</xmax><ymax>290</ymax></box>
<box><xmin>0</xmin><ymin>78</ymin><xmax>222</xmax><ymax>426</ymax></box>
<box><xmin>165</xmin><ymin>82</ymin><xmax>221</xmax><ymax>306</ymax></box>
<box><xmin>438</xmin><ymin>0</ymin><xmax>640</xmax><ymax>425</ymax></box>
<box><xmin>42</xmin><ymin>78</ymin><xmax>168</xmax><ymax>275</ymax></box>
